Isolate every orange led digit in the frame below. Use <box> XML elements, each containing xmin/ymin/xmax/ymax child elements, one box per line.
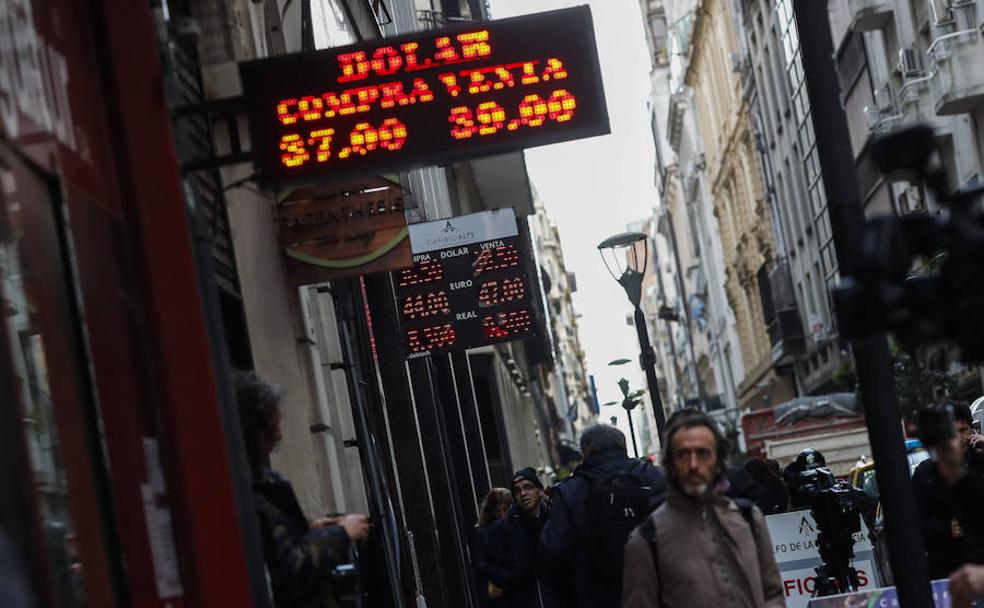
<box><xmin>402</xmin><ymin>291</ymin><xmax>450</xmax><ymax>320</ymax></box>
<box><xmin>279</xmin><ymin>133</ymin><xmax>309</xmax><ymax>167</ymax></box>
<box><xmin>449</xmin><ymin>106</ymin><xmax>477</xmax><ymax>140</ymax></box>
<box><xmin>547</xmin><ymin>89</ymin><xmax>576</xmax><ymax>122</ymax></box>
<box><xmin>307</xmin><ymin>128</ymin><xmax>335</xmax><ymax>162</ymax></box>
<box><xmin>482</xmin><ymin>310</ymin><xmax>533</xmax><ymax>340</ymax></box>
<box><xmin>399</xmin><ymin>258</ymin><xmax>444</xmax><ymax>287</ymax></box>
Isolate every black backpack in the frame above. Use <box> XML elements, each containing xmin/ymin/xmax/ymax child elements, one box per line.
<box><xmin>579</xmin><ymin>461</ymin><xmax>662</xmax><ymax>585</ymax></box>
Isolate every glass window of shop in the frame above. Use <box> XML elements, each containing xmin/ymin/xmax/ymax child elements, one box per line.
<box><xmin>0</xmin><ymin>145</ymin><xmax>123</xmax><ymax>606</ymax></box>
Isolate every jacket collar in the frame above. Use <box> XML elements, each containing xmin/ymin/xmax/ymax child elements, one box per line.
<box><xmin>507</xmin><ymin>501</ymin><xmax>546</xmax><ymax>523</ymax></box>
<box><xmin>578</xmin><ymin>448</ymin><xmax>630</xmax><ymax>472</ymax></box>
<box><xmin>664</xmin><ymin>484</ymin><xmax>735</xmax><ymax>512</ymax></box>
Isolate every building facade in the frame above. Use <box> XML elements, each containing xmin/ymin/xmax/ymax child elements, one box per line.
<box><xmin>738</xmin><ymin>0</ymin><xmax>846</xmax><ymax>398</ymax></box>
<box><xmin>828</xmin><ymin>0</ymin><xmax>984</xmax><ymax>399</ymax></box>
<box><xmin>638</xmin><ymin>0</ymin><xmax>753</xmax><ymax>444</ymax></box>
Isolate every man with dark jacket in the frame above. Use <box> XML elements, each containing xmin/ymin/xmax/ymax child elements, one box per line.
<box><xmin>540</xmin><ymin>425</ymin><xmax>665</xmax><ymax>608</ymax></box>
<box><xmin>487</xmin><ymin>468</ymin><xmax>552</xmax><ymax>608</ymax></box>
<box><xmin>913</xmin><ymin>402</ymin><xmax>984</xmax><ymax>579</ymax></box>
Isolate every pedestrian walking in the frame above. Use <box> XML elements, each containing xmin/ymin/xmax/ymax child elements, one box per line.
<box><xmin>472</xmin><ymin>487</ymin><xmax>513</xmax><ymax>606</ymax></box>
<box><xmin>487</xmin><ymin>468</ymin><xmax>552</xmax><ymax>608</ymax></box>
<box><xmin>622</xmin><ymin>408</ymin><xmax>783</xmax><ymax>608</ymax></box>
<box><xmin>540</xmin><ymin>425</ymin><xmax>665</xmax><ymax>608</ymax></box>
<box><xmin>235</xmin><ymin>370</ymin><xmax>369</xmax><ymax>608</ymax></box>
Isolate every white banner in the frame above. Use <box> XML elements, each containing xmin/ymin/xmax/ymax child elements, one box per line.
<box><xmin>409</xmin><ymin>208</ymin><xmax>518</xmax><ymax>254</ymax></box>
<box><xmin>765</xmin><ymin>509</ymin><xmax>879</xmax><ymax>608</ymax></box>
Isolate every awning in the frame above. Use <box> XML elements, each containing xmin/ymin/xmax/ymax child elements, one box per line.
<box><xmin>773</xmin><ymin>393</ymin><xmax>861</xmax><ymax>426</ymax></box>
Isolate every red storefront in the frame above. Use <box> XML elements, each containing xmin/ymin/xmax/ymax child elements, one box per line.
<box><xmin>0</xmin><ymin>0</ymin><xmax>264</xmax><ymax>605</ymax></box>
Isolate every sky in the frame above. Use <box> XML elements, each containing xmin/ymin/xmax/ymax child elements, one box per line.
<box><xmin>488</xmin><ymin>0</ymin><xmax>663</xmax><ymax>448</ymax></box>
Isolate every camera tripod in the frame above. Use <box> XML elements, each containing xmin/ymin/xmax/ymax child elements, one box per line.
<box><xmin>813</xmin><ymin>528</ymin><xmax>862</xmax><ymax>597</ymax></box>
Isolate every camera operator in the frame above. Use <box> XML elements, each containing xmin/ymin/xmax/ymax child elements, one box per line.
<box><xmin>912</xmin><ymin>402</ymin><xmax>984</xmax><ymax>580</ymax></box>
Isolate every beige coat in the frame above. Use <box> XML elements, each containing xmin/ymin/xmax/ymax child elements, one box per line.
<box><xmin>622</xmin><ymin>491</ymin><xmax>785</xmax><ymax>608</ymax></box>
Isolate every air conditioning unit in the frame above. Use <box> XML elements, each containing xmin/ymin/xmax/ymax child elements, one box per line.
<box><xmin>898</xmin><ymin>46</ymin><xmax>926</xmax><ymax>78</ymax></box>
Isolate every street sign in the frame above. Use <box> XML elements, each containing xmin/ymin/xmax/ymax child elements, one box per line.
<box><xmin>239</xmin><ymin>7</ymin><xmax>609</xmax><ymax>188</ymax></box>
<box><xmin>395</xmin><ymin>209</ymin><xmax>535</xmax><ymax>358</ymax></box>
<box><xmin>765</xmin><ymin>510</ymin><xmax>879</xmax><ymax>608</ymax></box>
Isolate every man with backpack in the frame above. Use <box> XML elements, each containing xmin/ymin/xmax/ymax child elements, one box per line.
<box><xmin>540</xmin><ymin>425</ymin><xmax>665</xmax><ymax>608</ymax></box>
<box><xmin>622</xmin><ymin>409</ymin><xmax>783</xmax><ymax>608</ymax></box>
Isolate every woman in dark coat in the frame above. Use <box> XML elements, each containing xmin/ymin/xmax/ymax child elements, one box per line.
<box><xmin>471</xmin><ymin>487</ymin><xmax>513</xmax><ymax>606</ymax></box>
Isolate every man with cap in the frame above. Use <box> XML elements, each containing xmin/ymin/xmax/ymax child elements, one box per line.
<box><xmin>486</xmin><ymin>467</ymin><xmax>553</xmax><ymax>608</ymax></box>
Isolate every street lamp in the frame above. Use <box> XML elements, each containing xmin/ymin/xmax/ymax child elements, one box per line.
<box><xmin>599</xmin><ymin>232</ymin><xmax>668</xmax><ymax>441</ymax></box>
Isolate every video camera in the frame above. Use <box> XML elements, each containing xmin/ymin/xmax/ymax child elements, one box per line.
<box><xmin>784</xmin><ymin>449</ymin><xmax>871</xmax><ymax>596</ymax></box>
<box><xmin>831</xmin><ymin>125</ymin><xmax>984</xmax><ymax>362</ymax></box>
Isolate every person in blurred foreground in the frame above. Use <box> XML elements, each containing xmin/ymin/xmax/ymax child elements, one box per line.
<box><xmin>912</xmin><ymin>402</ymin><xmax>984</xmax><ymax>579</ymax></box>
<box><xmin>622</xmin><ymin>408</ymin><xmax>783</xmax><ymax>608</ymax></box>
<box><xmin>950</xmin><ymin>564</ymin><xmax>984</xmax><ymax>608</ymax></box>
<box><xmin>235</xmin><ymin>370</ymin><xmax>369</xmax><ymax>608</ymax></box>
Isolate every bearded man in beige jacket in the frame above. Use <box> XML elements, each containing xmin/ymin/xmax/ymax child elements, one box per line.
<box><xmin>622</xmin><ymin>409</ymin><xmax>784</xmax><ymax>608</ymax></box>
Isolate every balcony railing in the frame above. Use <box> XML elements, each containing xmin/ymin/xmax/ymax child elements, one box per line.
<box><xmin>416</xmin><ymin>9</ymin><xmax>474</xmax><ymax>31</ymax></box>
<box><xmin>929</xmin><ymin>29</ymin><xmax>984</xmax><ymax>115</ymax></box>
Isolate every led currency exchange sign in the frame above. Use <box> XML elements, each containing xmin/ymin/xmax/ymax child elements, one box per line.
<box><xmin>396</xmin><ymin>209</ymin><xmax>535</xmax><ymax>357</ymax></box>
<box><xmin>239</xmin><ymin>6</ymin><xmax>609</xmax><ymax>187</ymax></box>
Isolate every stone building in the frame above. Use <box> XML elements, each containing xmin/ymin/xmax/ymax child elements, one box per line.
<box><xmin>737</xmin><ymin>0</ymin><xmax>845</xmax><ymax>399</ymax></box>
<box><xmin>684</xmin><ymin>0</ymin><xmax>796</xmax><ymax>410</ymax></box>
<box><xmin>638</xmin><ymin>0</ymin><xmax>749</xmax><ymax>444</ymax></box>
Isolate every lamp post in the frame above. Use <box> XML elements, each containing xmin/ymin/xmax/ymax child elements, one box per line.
<box><xmin>598</xmin><ymin>232</ymin><xmax>668</xmax><ymax>442</ymax></box>
<box><xmin>617</xmin><ymin>377</ymin><xmax>641</xmax><ymax>457</ymax></box>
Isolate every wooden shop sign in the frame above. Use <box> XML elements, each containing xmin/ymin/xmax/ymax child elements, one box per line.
<box><xmin>279</xmin><ymin>176</ymin><xmax>411</xmax><ymax>284</ymax></box>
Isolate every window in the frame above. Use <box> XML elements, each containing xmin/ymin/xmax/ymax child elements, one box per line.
<box><xmin>313</xmin><ymin>0</ymin><xmax>356</xmax><ymax>49</ymax></box>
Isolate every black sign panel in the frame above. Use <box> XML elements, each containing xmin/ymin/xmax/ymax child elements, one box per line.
<box><xmin>239</xmin><ymin>6</ymin><xmax>609</xmax><ymax>188</ymax></box>
<box><xmin>395</xmin><ymin>234</ymin><xmax>535</xmax><ymax>357</ymax></box>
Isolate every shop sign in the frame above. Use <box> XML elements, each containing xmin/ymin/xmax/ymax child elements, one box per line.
<box><xmin>765</xmin><ymin>510</ymin><xmax>878</xmax><ymax>608</ymax></box>
<box><xmin>396</xmin><ymin>208</ymin><xmax>535</xmax><ymax>358</ymax></box>
<box><xmin>239</xmin><ymin>6</ymin><xmax>609</xmax><ymax>188</ymax></box>
<box><xmin>279</xmin><ymin>176</ymin><xmax>412</xmax><ymax>285</ymax></box>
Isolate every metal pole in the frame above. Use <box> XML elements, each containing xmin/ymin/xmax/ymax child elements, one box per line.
<box><xmin>625</xmin><ymin>410</ymin><xmax>640</xmax><ymax>458</ymax></box>
<box><xmin>791</xmin><ymin>1</ymin><xmax>932</xmax><ymax>605</ymax></box>
<box><xmin>635</xmin><ymin>306</ymin><xmax>668</xmax><ymax>442</ymax></box>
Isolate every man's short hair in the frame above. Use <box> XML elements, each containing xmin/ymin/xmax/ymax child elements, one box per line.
<box><xmin>580</xmin><ymin>424</ymin><xmax>627</xmax><ymax>456</ymax></box>
<box><xmin>949</xmin><ymin>401</ymin><xmax>973</xmax><ymax>426</ymax></box>
<box><xmin>660</xmin><ymin>408</ymin><xmax>729</xmax><ymax>472</ymax></box>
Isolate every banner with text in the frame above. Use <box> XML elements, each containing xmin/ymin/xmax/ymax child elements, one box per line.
<box><xmin>766</xmin><ymin>510</ymin><xmax>879</xmax><ymax>608</ymax></box>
